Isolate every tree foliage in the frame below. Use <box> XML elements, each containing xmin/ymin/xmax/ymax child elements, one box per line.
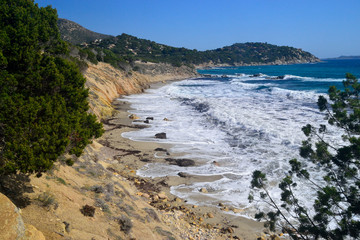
<box><xmin>79</xmin><ymin>34</ymin><xmax>318</xmax><ymax>68</ymax></box>
<box><xmin>0</xmin><ymin>0</ymin><xmax>103</xmax><ymax>174</ymax></box>
<box><xmin>250</xmin><ymin>73</ymin><xmax>360</xmax><ymax>239</ymax></box>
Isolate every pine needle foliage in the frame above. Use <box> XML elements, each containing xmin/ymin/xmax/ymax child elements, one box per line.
<box><xmin>250</xmin><ymin>73</ymin><xmax>360</xmax><ymax>239</ymax></box>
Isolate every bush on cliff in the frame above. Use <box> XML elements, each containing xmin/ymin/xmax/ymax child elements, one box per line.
<box><xmin>250</xmin><ymin>73</ymin><xmax>360</xmax><ymax>239</ymax></box>
<box><xmin>0</xmin><ymin>0</ymin><xmax>103</xmax><ymax>175</ymax></box>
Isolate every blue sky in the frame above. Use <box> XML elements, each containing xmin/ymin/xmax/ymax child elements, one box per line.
<box><xmin>36</xmin><ymin>0</ymin><xmax>360</xmax><ymax>58</ymax></box>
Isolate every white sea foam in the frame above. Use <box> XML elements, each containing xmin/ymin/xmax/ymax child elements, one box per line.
<box><xmin>121</xmin><ymin>76</ymin><xmax>343</xmax><ymax>220</ymax></box>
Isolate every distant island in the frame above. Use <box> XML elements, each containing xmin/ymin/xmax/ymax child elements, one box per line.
<box><xmin>58</xmin><ymin>19</ymin><xmax>320</xmax><ymax>70</ymax></box>
<box><xmin>323</xmin><ymin>56</ymin><xmax>360</xmax><ymax>60</ymax></box>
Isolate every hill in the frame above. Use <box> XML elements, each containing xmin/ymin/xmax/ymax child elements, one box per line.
<box><xmin>58</xmin><ymin>18</ymin><xmax>112</xmax><ymax>45</ymax></box>
<box><xmin>58</xmin><ymin>19</ymin><xmax>319</xmax><ymax>68</ymax></box>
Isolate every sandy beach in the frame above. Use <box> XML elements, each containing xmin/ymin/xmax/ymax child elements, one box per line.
<box><xmin>101</xmin><ymin>82</ymin><xmax>271</xmax><ymax>239</ymax></box>
<box><xmin>9</xmin><ymin>66</ymin><xmax>284</xmax><ymax>239</ymax></box>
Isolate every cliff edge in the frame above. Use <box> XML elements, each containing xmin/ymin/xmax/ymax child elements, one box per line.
<box><xmin>84</xmin><ymin>61</ymin><xmax>198</xmax><ymax>119</ymax></box>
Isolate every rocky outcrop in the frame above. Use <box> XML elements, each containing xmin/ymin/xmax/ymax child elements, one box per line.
<box><xmin>84</xmin><ymin>61</ymin><xmax>198</xmax><ymax>119</ymax></box>
<box><xmin>58</xmin><ymin>18</ymin><xmax>112</xmax><ymax>45</ymax></box>
<box><xmin>0</xmin><ymin>193</ymin><xmax>45</xmax><ymax>240</ymax></box>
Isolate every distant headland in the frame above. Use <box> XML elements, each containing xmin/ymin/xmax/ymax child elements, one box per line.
<box><xmin>323</xmin><ymin>56</ymin><xmax>360</xmax><ymax>60</ymax></box>
<box><xmin>58</xmin><ymin>18</ymin><xmax>320</xmax><ymax>69</ymax></box>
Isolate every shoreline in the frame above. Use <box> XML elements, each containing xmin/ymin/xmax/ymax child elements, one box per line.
<box><xmin>106</xmin><ymin>80</ymin><xmax>269</xmax><ymax>239</ymax></box>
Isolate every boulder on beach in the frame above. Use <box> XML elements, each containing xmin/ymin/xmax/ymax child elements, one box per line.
<box><xmin>177</xmin><ymin>172</ymin><xmax>190</xmax><ymax>178</ymax></box>
<box><xmin>165</xmin><ymin>158</ymin><xmax>195</xmax><ymax>167</ymax></box>
<box><xmin>155</xmin><ymin>132</ymin><xmax>167</xmax><ymax>139</ymax></box>
<box><xmin>129</xmin><ymin>114</ymin><xmax>139</xmax><ymax>120</ymax></box>
<box><xmin>154</xmin><ymin>148</ymin><xmax>168</xmax><ymax>152</ymax></box>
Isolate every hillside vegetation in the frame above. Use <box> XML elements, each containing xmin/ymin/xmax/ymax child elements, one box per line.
<box><xmin>57</xmin><ymin>18</ymin><xmax>112</xmax><ymax>45</ymax></box>
<box><xmin>0</xmin><ymin>0</ymin><xmax>103</xmax><ymax>174</ymax></box>
<box><xmin>58</xmin><ymin>19</ymin><xmax>319</xmax><ymax>70</ymax></box>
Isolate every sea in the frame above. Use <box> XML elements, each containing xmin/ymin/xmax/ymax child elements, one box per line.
<box><xmin>121</xmin><ymin>59</ymin><xmax>360</xmax><ymax>219</ymax></box>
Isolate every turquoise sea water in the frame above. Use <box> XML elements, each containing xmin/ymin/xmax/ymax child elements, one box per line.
<box><xmin>122</xmin><ymin>59</ymin><xmax>360</xmax><ymax>219</ymax></box>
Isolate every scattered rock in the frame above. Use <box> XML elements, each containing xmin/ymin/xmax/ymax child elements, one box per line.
<box><xmin>146</xmin><ymin>117</ymin><xmax>154</xmax><ymax>120</ymax></box>
<box><xmin>129</xmin><ymin>114</ymin><xmax>139</xmax><ymax>120</ymax></box>
<box><xmin>221</xmin><ymin>227</ymin><xmax>234</xmax><ymax>234</ymax></box>
<box><xmin>177</xmin><ymin>172</ymin><xmax>190</xmax><ymax>178</ymax></box>
<box><xmin>142</xmin><ymin>193</ymin><xmax>150</xmax><ymax>199</ymax></box>
<box><xmin>140</xmin><ymin>158</ymin><xmax>151</xmax><ymax>162</ymax></box>
<box><xmin>207</xmin><ymin>213</ymin><xmax>214</xmax><ymax>218</ymax></box>
<box><xmin>221</xmin><ymin>207</ymin><xmax>229</xmax><ymax>212</ymax></box>
<box><xmin>199</xmin><ymin>187</ymin><xmax>208</xmax><ymax>193</ymax></box>
<box><xmin>218</xmin><ymin>203</ymin><xmax>224</xmax><ymax>207</ymax></box>
<box><xmin>63</xmin><ymin>221</ymin><xmax>71</xmax><ymax>233</ymax></box>
<box><xmin>155</xmin><ymin>132</ymin><xmax>167</xmax><ymax>139</ymax></box>
<box><xmin>232</xmin><ymin>208</ymin><xmax>243</xmax><ymax>213</ymax></box>
<box><xmin>163</xmin><ymin>118</ymin><xmax>170</xmax><ymax>121</ymax></box>
<box><xmin>250</xmin><ymin>73</ymin><xmax>261</xmax><ymax>77</ymax></box>
<box><xmin>154</xmin><ymin>148</ymin><xmax>168</xmax><ymax>152</ymax></box>
<box><xmin>166</xmin><ymin>158</ymin><xmax>195</xmax><ymax>167</ymax></box>
<box><xmin>271</xmin><ymin>235</ymin><xmax>281</xmax><ymax>240</ymax></box>
<box><xmin>267</xmin><ymin>75</ymin><xmax>285</xmax><ymax>80</ymax></box>
<box><xmin>157</xmin><ymin>193</ymin><xmax>168</xmax><ymax>200</ymax></box>
<box><xmin>212</xmin><ymin>161</ymin><xmax>220</xmax><ymax>166</ymax></box>
<box><xmin>176</xmin><ymin>159</ymin><xmax>195</xmax><ymax>167</ymax></box>
<box><xmin>144</xmin><ymin>120</ymin><xmax>150</xmax><ymax>124</ymax></box>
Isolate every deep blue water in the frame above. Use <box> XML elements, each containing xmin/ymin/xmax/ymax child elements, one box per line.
<box><xmin>198</xmin><ymin>59</ymin><xmax>360</xmax><ymax>93</ymax></box>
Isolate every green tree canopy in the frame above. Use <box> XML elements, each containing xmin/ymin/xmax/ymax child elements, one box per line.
<box><xmin>250</xmin><ymin>73</ymin><xmax>360</xmax><ymax>239</ymax></box>
<box><xmin>0</xmin><ymin>0</ymin><xmax>103</xmax><ymax>174</ymax></box>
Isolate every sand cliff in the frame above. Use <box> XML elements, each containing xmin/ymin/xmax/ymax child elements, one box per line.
<box><xmin>84</xmin><ymin>61</ymin><xmax>198</xmax><ymax>120</ymax></box>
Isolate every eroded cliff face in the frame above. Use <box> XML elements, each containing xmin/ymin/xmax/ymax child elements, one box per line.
<box><xmin>84</xmin><ymin>62</ymin><xmax>198</xmax><ymax>119</ymax></box>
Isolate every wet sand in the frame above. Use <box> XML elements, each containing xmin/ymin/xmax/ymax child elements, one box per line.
<box><xmin>100</xmin><ymin>82</ymin><xmax>273</xmax><ymax>239</ymax></box>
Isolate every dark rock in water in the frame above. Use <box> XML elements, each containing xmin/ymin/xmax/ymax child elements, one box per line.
<box><xmin>176</xmin><ymin>159</ymin><xmax>195</xmax><ymax>166</ymax></box>
<box><xmin>155</xmin><ymin>133</ymin><xmax>167</xmax><ymax>139</ymax></box>
<box><xmin>146</xmin><ymin>117</ymin><xmax>154</xmax><ymax>120</ymax></box>
<box><xmin>154</xmin><ymin>148</ymin><xmax>167</xmax><ymax>152</ymax></box>
<box><xmin>144</xmin><ymin>120</ymin><xmax>150</xmax><ymax>124</ymax></box>
<box><xmin>250</xmin><ymin>74</ymin><xmax>261</xmax><ymax>77</ymax></box>
<box><xmin>266</xmin><ymin>75</ymin><xmax>285</xmax><ymax>80</ymax></box>
<box><xmin>140</xmin><ymin>159</ymin><xmax>151</xmax><ymax>162</ymax></box>
<box><xmin>165</xmin><ymin>158</ymin><xmax>195</xmax><ymax>167</ymax></box>
<box><xmin>178</xmin><ymin>172</ymin><xmax>190</xmax><ymax>178</ymax></box>
<box><xmin>194</xmin><ymin>103</ymin><xmax>209</xmax><ymax>113</ymax></box>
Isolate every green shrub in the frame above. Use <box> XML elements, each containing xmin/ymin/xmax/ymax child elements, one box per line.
<box><xmin>0</xmin><ymin>0</ymin><xmax>104</xmax><ymax>175</ymax></box>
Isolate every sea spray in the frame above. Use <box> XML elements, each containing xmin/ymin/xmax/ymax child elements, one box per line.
<box><xmin>121</xmin><ymin>59</ymin><xmax>360</xmax><ymax>220</ymax></box>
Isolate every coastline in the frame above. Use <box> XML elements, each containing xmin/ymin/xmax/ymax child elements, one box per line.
<box><xmin>109</xmin><ymin>80</ymin><xmax>268</xmax><ymax>239</ymax></box>
<box><xmin>10</xmin><ymin>62</ymin><xmax>284</xmax><ymax>239</ymax></box>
